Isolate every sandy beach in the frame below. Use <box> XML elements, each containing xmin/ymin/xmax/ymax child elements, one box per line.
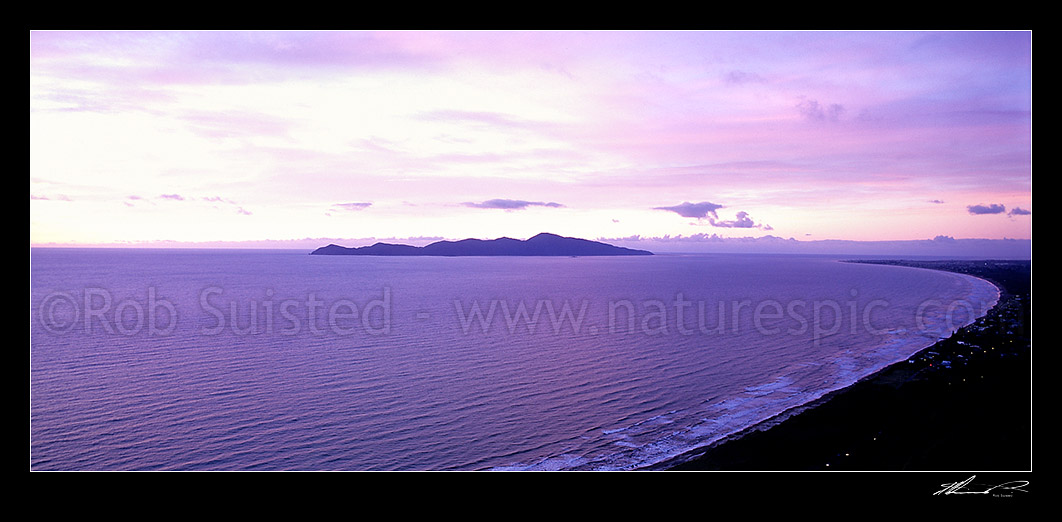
<box><xmin>665</xmin><ymin>259</ymin><xmax>1031</xmax><ymax>472</ymax></box>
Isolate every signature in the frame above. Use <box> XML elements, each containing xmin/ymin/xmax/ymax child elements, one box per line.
<box><xmin>934</xmin><ymin>475</ymin><xmax>1030</xmax><ymax>496</ymax></box>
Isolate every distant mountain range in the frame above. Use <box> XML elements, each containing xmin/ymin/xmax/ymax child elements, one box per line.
<box><xmin>310</xmin><ymin>232</ymin><xmax>653</xmax><ymax>256</ymax></box>
<box><xmin>596</xmin><ymin>234</ymin><xmax>1032</xmax><ymax>259</ymax></box>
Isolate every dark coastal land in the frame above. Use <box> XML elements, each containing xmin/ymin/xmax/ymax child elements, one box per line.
<box><xmin>310</xmin><ymin>232</ymin><xmax>653</xmax><ymax>256</ymax></box>
<box><xmin>667</xmin><ymin>259</ymin><xmax>1031</xmax><ymax>473</ymax></box>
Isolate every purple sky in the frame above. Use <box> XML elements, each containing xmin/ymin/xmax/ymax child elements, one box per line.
<box><xmin>30</xmin><ymin>31</ymin><xmax>1032</xmax><ymax>248</ymax></box>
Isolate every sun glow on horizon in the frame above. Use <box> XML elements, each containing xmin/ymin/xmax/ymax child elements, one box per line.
<box><xmin>31</xmin><ymin>30</ymin><xmax>1032</xmax><ymax>249</ymax></box>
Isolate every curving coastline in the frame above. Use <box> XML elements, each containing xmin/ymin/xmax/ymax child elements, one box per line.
<box><xmin>662</xmin><ymin>259</ymin><xmax>1030</xmax><ymax>471</ymax></box>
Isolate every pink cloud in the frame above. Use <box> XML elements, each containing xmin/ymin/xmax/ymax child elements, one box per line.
<box><xmin>31</xmin><ymin>31</ymin><xmax>1032</xmax><ymax>244</ymax></box>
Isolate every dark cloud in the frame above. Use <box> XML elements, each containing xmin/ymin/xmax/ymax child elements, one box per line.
<box><xmin>653</xmin><ymin>201</ymin><xmax>724</xmax><ymax>219</ymax></box>
<box><xmin>1009</xmin><ymin>207</ymin><xmax>1031</xmax><ymax>216</ymax></box>
<box><xmin>929</xmin><ymin>199</ymin><xmax>945</xmax><ymax>204</ymax></box>
<box><xmin>967</xmin><ymin>203</ymin><xmax>1006</xmax><ymax>215</ymax></box>
<box><xmin>463</xmin><ymin>199</ymin><xmax>564</xmax><ymax>210</ymax></box>
<box><xmin>657</xmin><ymin>201</ymin><xmax>769</xmax><ymax>230</ymax></box>
<box><xmin>797</xmin><ymin>98</ymin><xmax>845</xmax><ymax>122</ymax></box>
<box><xmin>159</xmin><ymin>194</ymin><xmax>185</xmax><ymax>201</ymax></box>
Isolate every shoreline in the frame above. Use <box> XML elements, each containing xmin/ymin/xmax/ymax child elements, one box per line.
<box><xmin>662</xmin><ymin>259</ymin><xmax>1031</xmax><ymax>471</ymax></box>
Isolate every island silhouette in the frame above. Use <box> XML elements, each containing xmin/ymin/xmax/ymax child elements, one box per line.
<box><xmin>310</xmin><ymin>232</ymin><xmax>653</xmax><ymax>256</ymax></box>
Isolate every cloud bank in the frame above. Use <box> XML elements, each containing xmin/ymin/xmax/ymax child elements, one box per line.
<box><xmin>598</xmin><ymin>233</ymin><xmax>1031</xmax><ymax>259</ymax></box>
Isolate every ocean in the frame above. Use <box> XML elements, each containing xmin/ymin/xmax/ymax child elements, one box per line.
<box><xmin>29</xmin><ymin>249</ymin><xmax>998</xmax><ymax>470</ymax></box>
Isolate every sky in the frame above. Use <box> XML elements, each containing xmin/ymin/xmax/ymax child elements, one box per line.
<box><xmin>29</xmin><ymin>30</ymin><xmax>1032</xmax><ymax>249</ymax></box>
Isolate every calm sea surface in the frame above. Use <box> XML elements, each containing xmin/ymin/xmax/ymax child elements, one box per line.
<box><xmin>29</xmin><ymin>249</ymin><xmax>998</xmax><ymax>470</ymax></box>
